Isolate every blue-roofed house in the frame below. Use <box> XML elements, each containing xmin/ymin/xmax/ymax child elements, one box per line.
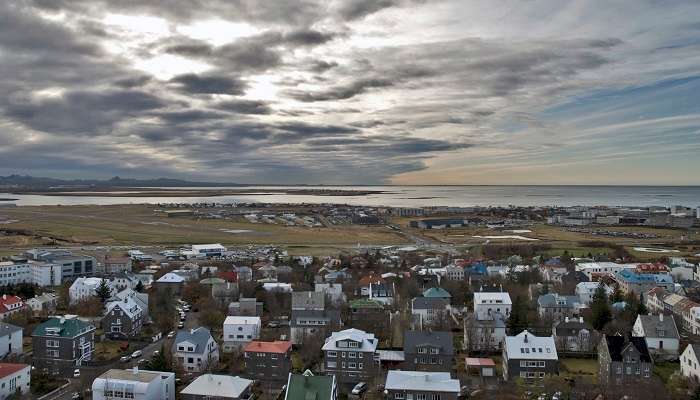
<box><xmin>614</xmin><ymin>269</ymin><xmax>674</xmax><ymax>295</ymax></box>
<box><xmin>172</xmin><ymin>327</ymin><xmax>219</xmax><ymax>373</ymax></box>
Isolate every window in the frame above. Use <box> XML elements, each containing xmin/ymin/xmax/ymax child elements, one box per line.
<box><xmin>327</xmin><ymin>361</ymin><xmax>337</xmax><ymax>368</ymax></box>
<box><xmin>358</xmin><ymin>363</ymin><xmax>363</xmax><ymax>369</ymax></box>
<box><xmin>430</xmin><ymin>348</ymin><xmax>439</xmax><ymax>354</ymax></box>
<box><xmin>395</xmin><ymin>394</ymin><xmax>405</xmax><ymax>400</ymax></box>
<box><xmin>418</xmin><ymin>347</ymin><xmax>427</xmax><ymax>354</ymax></box>
<box><xmin>416</xmin><ymin>395</ymin><xmax>426</xmax><ymax>400</ymax></box>
<box><xmin>327</xmin><ymin>351</ymin><xmax>337</xmax><ymax>357</ymax></box>
<box><xmin>47</xmin><ymin>349</ymin><xmax>59</xmax><ymax>357</ymax></box>
<box><xmin>349</xmin><ymin>362</ymin><xmax>356</xmax><ymax>369</ymax></box>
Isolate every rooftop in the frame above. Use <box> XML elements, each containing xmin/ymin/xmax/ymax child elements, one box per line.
<box><xmin>385</xmin><ymin>371</ymin><xmax>460</xmax><ymax>393</ymax></box>
<box><xmin>181</xmin><ymin>374</ymin><xmax>251</xmax><ymax>398</ymax></box>
<box><xmin>97</xmin><ymin>368</ymin><xmax>169</xmax><ymax>383</ymax></box>
<box><xmin>0</xmin><ymin>363</ymin><xmax>29</xmax><ymax>379</ymax></box>
<box><xmin>243</xmin><ymin>340</ymin><xmax>292</xmax><ymax>354</ymax></box>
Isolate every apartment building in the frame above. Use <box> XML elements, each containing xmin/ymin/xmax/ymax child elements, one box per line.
<box><xmin>502</xmin><ymin>330</ymin><xmax>559</xmax><ymax>382</ymax></box>
<box><xmin>322</xmin><ymin>328</ymin><xmax>379</xmax><ymax>384</ymax></box>
<box><xmin>223</xmin><ymin>316</ymin><xmax>261</xmax><ymax>351</ymax></box>
<box><xmin>32</xmin><ymin>315</ymin><xmax>95</xmax><ymax>377</ymax></box>
<box><xmin>403</xmin><ymin>330</ymin><xmax>454</xmax><ymax>372</ymax></box>
<box><xmin>92</xmin><ymin>368</ymin><xmax>175</xmax><ymax>400</ymax></box>
<box><xmin>243</xmin><ymin>340</ymin><xmax>292</xmax><ymax>383</ymax></box>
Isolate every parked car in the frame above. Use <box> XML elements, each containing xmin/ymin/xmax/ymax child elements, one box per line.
<box><xmin>120</xmin><ymin>356</ymin><xmax>130</xmax><ymax>363</ymax></box>
<box><xmin>71</xmin><ymin>393</ymin><xmax>81</xmax><ymax>400</ymax></box>
<box><xmin>73</xmin><ymin>369</ymin><xmax>81</xmax><ymax>378</ymax></box>
<box><xmin>351</xmin><ymin>382</ymin><xmax>367</xmax><ymax>395</ymax></box>
<box><xmin>131</xmin><ymin>350</ymin><xmax>143</xmax><ymax>359</ymax></box>
<box><xmin>167</xmin><ymin>331</ymin><xmax>175</xmax><ymax>338</ymax></box>
<box><xmin>178</xmin><ymin>322</ymin><xmax>185</xmax><ymax>328</ymax></box>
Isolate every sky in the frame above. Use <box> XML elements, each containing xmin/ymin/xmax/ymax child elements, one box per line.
<box><xmin>0</xmin><ymin>0</ymin><xmax>699</xmax><ymax>185</ymax></box>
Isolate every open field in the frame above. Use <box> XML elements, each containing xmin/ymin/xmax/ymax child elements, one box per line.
<box><xmin>0</xmin><ymin>205</ymin><xmax>408</xmax><ymax>251</ymax></box>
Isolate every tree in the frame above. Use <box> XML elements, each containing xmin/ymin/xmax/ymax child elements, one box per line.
<box><xmin>507</xmin><ymin>295</ymin><xmax>529</xmax><ymax>335</ymax></box>
<box><xmin>637</xmin><ymin>292</ymin><xmax>648</xmax><ymax>315</ymax></box>
<box><xmin>610</xmin><ymin>284</ymin><xmax>624</xmax><ymax>303</ymax></box>
<box><xmin>691</xmin><ymin>385</ymin><xmax>700</xmax><ymax>400</ymax></box>
<box><xmin>134</xmin><ymin>280</ymin><xmax>144</xmax><ymax>293</ymax></box>
<box><xmin>145</xmin><ymin>345</ymin><xmax>172</xmax><ymax>372</ymax></box>
<box><xmin>590</xmin><ymin>282</ymin><xmax>612</xmax><ymax>330</ymax></box>
<box><xmin>95</xmin><ymin>279</ymin><xmax>112</xmax><ymax>303</ymax></box>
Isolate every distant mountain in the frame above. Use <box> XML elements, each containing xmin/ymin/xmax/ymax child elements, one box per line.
<box><xmin>0</xmin><ymin>175</ymin><xmax>241</xmax><ymax>189</ymax></box>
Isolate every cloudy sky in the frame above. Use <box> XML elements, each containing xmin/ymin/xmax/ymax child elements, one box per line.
<box><xmin>1</xmin><ymin>0</ymin><xmax>699</xmax><ymax>185</ymax></box>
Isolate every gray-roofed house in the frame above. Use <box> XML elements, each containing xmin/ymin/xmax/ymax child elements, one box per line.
<box><xmin>115</xmin><ymin>288</ymin><xmax>150</xmax><ymax>323</ymax></box>
<box><xmin>322</xmin><ymin>328</ymin><xmax>379</xmax><ymax>384</ymax></box>
<box><xmin>290</xmin><ymin>309</ymin><xmax>341</xmax><ymax>345</ymax></box>
<box><xmin>412</xmin><ymin>297</ymin><xmax>450</xmax><ymax>327</ymax></box>
<box><xmin>172</xmin><ymin>328</ymin><xmax>219</xmax><ymax>373</ymax></box>
<box><xmin>155</xmin><ymin>272</ymin><xmax>185</xmax><ymax>295</ymax></box>
<box><xmin>598</xmin><ymin>335</ymin><xmax>652</xmax><ymax>386</ymax></box>
<box><xmin>403</xmin><ymin>330</ymin><xmax>454</xmax><ymax>372</ymax></box>
<box><xmin>502</xmin><ymin>330</ymin><xmax>559</xmax><ymax>382</ymax></box>
<box><xmin>681</xmin><ymin>344</ymin><xmax>700</xmax><ymax>383</ymax></box>
<box><xmin>552</xmin><ymin>316</ymin><xmax>597</xmax><ymax>353</ymax></box>
<box><xmin>0</xmin><ymin>322</ymin><xmax>22</xmax><ymax>358</ymax></box>
<box><xmin>180</xmin><ymin>374</ymin><xmax>252</xmax><ymax>400</ymax></box>
<box><xmin>292</xmin><ymin>291</ymin><xmax>325</xmax><ymax>311</ymax></box>
<box><xmin>228</xmin><ymin>298</ymin><xmax>263</xmax><ymax>317</ymax></box>
<box><xmin>32</xmin><ymin>315</ymin><xmax>96</xmax><ymax>376</ymax></box>
<box><xmin>385</xmin><ymin>370</ymin><xmax>460</xmax><ymax>400</ymax></box>
<box><xmin>537</xmin><ymin>293</ymin><xmax>582</xmax><ymax>321</ymax></box>
<box><xmin>103</xmin><ymin>295</ymin><xmax>144</xmax><ymax>339</ymax></box>
<box><xmin>632</xmin><ymin>313</ymin><xmax>680</xmax><ymax>361</ymax></box>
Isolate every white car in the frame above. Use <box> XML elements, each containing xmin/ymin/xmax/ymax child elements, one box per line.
<box><xmin>167</xmin><ymin>331</ymin><xmax>175</xmax><ymax>338</ymax></box>
<box><xmin>351</xmin><ymin>382</ymin><xmax>367</xmax><ymax>395</ymax></box>
<box><xmin>131</xmin><ymin>350</ymin><xmax>143</xmax><ymax>359</ymax></box>
<box><xmin>73</xmin><ymin>369</ymin><xmax>80</xmax><ymax>378</ymax></box>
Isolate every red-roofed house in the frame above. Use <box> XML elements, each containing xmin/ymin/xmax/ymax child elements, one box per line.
<box><xmin>243</xmin><ymin>340</ymin><xmax>292</xmax><ymax>384</ymax></box>
<box><xmin>358</xmin><ymin>274</ymin><xmax>384</xmax><ymax>296</ymax></box>
<box><xmin>219</xmin><ymin>271</ymin><xmax>238</xmax><ymax>283</ymax></box>
<box><xmin>0</xmin><ymin>363</ymin><xmax>30</xmax><ymax>397</ymax></box>
<box><xmin>0</xmin><ymin>295</ymin><xmax>26</xmax><ymax>320</ymax></box>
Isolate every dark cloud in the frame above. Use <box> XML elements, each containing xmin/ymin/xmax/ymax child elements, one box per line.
<box><xmin>169</xmin><ymin>73</ymin><xmax>247</xmax><ymax>95</ymax></box>
<box><xmin>286</xmin><ymin>78</ymin><xmax>394</xmax><ymax>102</ymax></box>
<box><xmin>335</xmin><ymin>0</ymin><xmax>398</xmax><ymax>20</ymax></box>
<box><xmin>310</xmin><ymin>60</ymin><xmax>339</xmax><ymax>73</ymax></box>
<box><xmin>283</xmin><ymin>29</ymin><xmax>338</xmax><ymax>46</ymax></box>
<box><xmin>213</xmin><ymin>100</ymin><xmax>273</xmax><ymax>115</ymax></box>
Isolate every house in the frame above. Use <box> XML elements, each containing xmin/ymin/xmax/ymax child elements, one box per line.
<box><xmin>0</xmin><ymin>295</ymin><xmax>26</xmax><ymax>320</ymax></box>
<box><xmin>322</xmin><ymin>328</ymin><xmax>379</xmax><ymax>384</ymax></box>
<box><xmin>465</xmin><ymin>290</ymin><xmax>512</xmax><ymax>352</ymax></box>
<box><xmin>103</xmin><ymin>295</ymin><xmax>144</xmax><ymax>338</ymax></box>
<box><xmin>263</xmin><ymin>282</ymin><xmax>292</xmax><ymax>293</ymax></box>
<box><xmin>223</xmin><ymin>316</ymin><xmax>261</xmax><ymax>351</ymax></box>
<box><xmin>285</xmin><ymin>370</ymin><xmax>337</xmax><ymax>400</ymax></box>
<box><xmin>444</xmin><ymin>265</ymin><xmax>465</xmax><ymax>281</ymax></box>
<box><xmin>423</xmin><ymin>287</ymin><xmax>452</xmax><ymax>301</ymax></box>
<box><xmin>99</xmin><ymin>256</ymin><xmax>132</xmax><ymax>275</ymax></box>
<box><xmin>404</xmin><ymin>330</ymin><xmax>454</xmax><ymax>372</ymax></box>
<box><xmin>180</xmin><ymin>374</ymin><xmax>252</xmax><ymax>400</ymax></box>
<box><xmin>111</xmin><ymin>273</ymin><xmax>140</xmax><ymax>291</ymax></box>
<box><xmin>0</xmin><ymin>323</ymin><xmax>22</xmax><ymax>358</ymax></box>
<box><xmin>155</xmin><ymin>273</ymin><xmax>185</xmax><ymax>295</ymax></box>
<box><xmin>315</xmin><ymin>283</ymin><xmax>346</xmax><ymax>305</ymax></box>
<box><xmin>412</xmin><ymin>297</ymin><xmax>450</xmax><ymax>327</ymax></box>
<box><xmin>26</xmin><ymin>293</ymin><xmax>58</xmax><ymax>316</ymax></box>
<box><xmin>473</xmin><ymin>290</ymin><xmax>511</xmax><ymax>320</ymax></box>
<box><xmin>228</xmin><ymin>298</ymin><xmax>263</xmax><ymax>317</ymax></box>
<box><xmin>681</xmin><ymin>344</ymin><xmax>700</xmax><ymax>384</ymax></box>
<box><xmin>632</xmin><ymin>314</ymin><xmax>680</xmax><ymax>361</ymax></box>
<box><xmin>292</xmin><ymin>291</ymin><xmax>325</xmax><ymax>311</ymax></box>
<box><xmin>598</xmin><ymin>335</ymin><xmax>652</xmax><ymax>385</ymax></box>
<box><xmin>243</xmin><ymin>340</ymin><xmax>292</xmax><ymax>383</ymax></box>
<box><xmin>576</xmin><ymin>282</ymin><xmax>613</xmax><ymax>305</ymax></box>
<box><xmin>385</xmin><ymin>370</ymin><xmax>460</xmax><ymax>400</ymax></box>
<box><xmin>537</xmin><ymin>293</ymin><xmax>582</xmax><ymax>321</ymax></box>
<box><xmin>552</xmin><ymin>317</ymin><xmax>596</xmax><ymax>353</ymax></box>
<box><xmin>368</xmin><ymin>282</ymin><xmax>394</xmax><ymax>305</ymax></box>
<box><xmin>358</xmin><ymin>274</ymin><xmax>384</xmax><ymax>296</ymax></box>
<box><xmin>613</xmin><ymin>269</ymin><xmax>674</xmax><ymax>295</ymax></box>
<box><xmin>69</xmin><ymin>277</ymin><xmax>114</xmax><ymax>305</ymax></box>
<box><xmin>0</xmin><ymin>363</ymin><xmax>30</xmax><ymax>398</ymax></box>
<box><xmin>290</xmin><ymin>309</ymin><xmax>341</xmax><ymax>344</ymax></box>
<box><xmin>115</xmin><ymin>288</ymin><xmax>150</xmax><ymax>324</ymax></box>
<box><xmin>92</xmin><ymin>368</ymin><xmax>175</xmax><ymax>400</ymax></box>
<box><xmin>172</xmin><ymin>328</ymin><xmax>219</xmax><ymax>373</ymax></box>
<box><xmin>347</xmin><ymin>299</ymin><xmax>388</xmax><ymax>333</ymax></box>
<box><xmin>234</xmin><ymin>266</ymin><xmax>253</xmax><ymax>282</ymax></box>
<box><xmin>32</xmin><ymin>315</ymin><xmax>96</xmax><ymax>377</ymax></box>
<box><xmin>502</xmin><ymin>330</ymin><xmax>559</xmax><ymax>382</ymax></box>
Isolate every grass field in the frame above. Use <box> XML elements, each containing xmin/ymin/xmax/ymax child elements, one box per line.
<box><xmin>560</xmin><ymin>358</ymin><xmax>598</xmax><ymax>377</ymax></box>
<box><xmin>0</xmin><ymin>205</ymin><xmax>409</xmax><ymax>251</ymax></box>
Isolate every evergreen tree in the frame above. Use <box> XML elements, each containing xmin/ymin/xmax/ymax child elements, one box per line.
<box><xmin>134</xmin><ymin>280</ymin><xmax>144</xmax><ymax>293</ymax></box>
<box><xmin>610</xmin><ymin>284</ymin><xmax>624</xmax><ymax>303</ymax></box>
<box><xmin>145</xmin><ymin>345</ymin><xmax>171</xmax><ymax>372</ymax></box>
<box><xmin>507</xmin><ymin>295</ymin><xmax>529</xmax><ymax>335</ymax></box>
<box><xmin>590</xmin><ymin>282</ymin><xmax>612</xmax><ymax>330</ymax></box>
<box><xmin>637</xmin><ymin>292</ymin><xmax>648</xmax><ymax>315</ymax></box>
<box><xmin>692</xmin><ymin>386</ymin><xmax>700</xmax><ymax>400</ymax></box>
<box><xmin>95</xmin><ymin>279</ymin><xmax>112</xmax><ymax>303</ymax></box>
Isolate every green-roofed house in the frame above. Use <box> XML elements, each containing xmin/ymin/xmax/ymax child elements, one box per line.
<box><xmin>348</xmin><ymin>299</ymin><xmax>388</xmax><ymax>333</ymax></box>
<box><xmin>284</xmin><ymin>370</ymin><xmax>337</xmax><ymax>400</ymax></box>
<box><xmin>423</xmin><ymin>287</ymin><xmax>452</xmax><ymax>301</ymax></box>
<box><xmin>32</xmin><ymin>315</ymin><xmax>96</xmax><ymax>377</ymax></box>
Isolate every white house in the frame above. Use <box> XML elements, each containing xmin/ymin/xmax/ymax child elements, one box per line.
<box><xmin>632</xmin><ymin>314</ymin><xmax>680</xmax><ymax>361</ymax></box>
<box><xmin>473</xmin><ymin>291</ymin><xmax>512</xmax><ymax>320</ymax></box>
<box><xmin>444</xmin><ymin>265</ymin><xmax>465</xmax><ymax>281</ymax></box>
<box><xmin>315</xmin><ymin>283</ymin><xmax>346</xmax><ymax>304</ymax></box>
<box><xmin>223</xmin><ymin>316</ymin><xmax>261</xmax><ymax>352</ymax></box>
<box><xmin>575</xmin><ymin>282</ymin><xmax>613</xmax><ymax>305</ymax></box>
<box><xmin>92</xmin><ymin>368</ymin><xmax>175</xmax><ymax>400</ymax></box>
<box><xmin>69</xmin><ymin>277</ymin><xmax>114</xmax><ymax>305</ymax></box>
<box><xmin>180</xmin><ymin>374</ymin><xmax>253</xmax><ymax>400</ymax></box>
<box><xmin>0</xmin><ymin>323</ymin><xmax>22</xmax><ymax>358</ymax></box>
<box><xmin>172</xmin><ymin>328</ymin><xmax>219</xmax><ymax>373</ymax></box>
<box><xmin>681</xmin><ymin>344</ymin><xmax>700</xmax><ymax>384</ymax></box>
<box><xmin>0</xmin><ymin>363</ymin><xmax>30</xmax><ymax>398</ymax></box>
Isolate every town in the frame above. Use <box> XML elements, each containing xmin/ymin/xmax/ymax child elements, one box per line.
<box><xmin>0</xmin><ymin>201</ymin><xmax>698</xmax><ymax>400</ymax></box>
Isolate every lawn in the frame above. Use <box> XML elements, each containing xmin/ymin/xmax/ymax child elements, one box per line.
<box><xmin>654</xmin><ymin>362</ymin><xmax>679</xmax><ymax>384</ymax></box>
<box><xmin>560</xmin><ymin>358</ymin><xmax>598</xmax><ymax>378</ymax></box>
<box><xmin>94</xmin><ymin>341</ymin><xmax>128</xmax><ymax>361</ymax></box>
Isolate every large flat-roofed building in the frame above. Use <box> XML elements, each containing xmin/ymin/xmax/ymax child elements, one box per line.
<box><xmin>92</xmin><ymin>368</ymin><xmax>175</xmax><ymax>400</ymax></box>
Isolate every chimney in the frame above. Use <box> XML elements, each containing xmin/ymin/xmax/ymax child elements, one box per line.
<box><xmin>523</xmin><ymin>332</ymin><xmax>528</xmax><ymax>343</ymax></box>
<box><xmin>133</xmin><ymin>366</ymin><xmax>138</xmax><ymax>374</ymax></box>
<box><xmin>660</xmin><ymin>314</ymin><xmax>664</xmax><ymax>322</ymax></box>
<box><xmin>565</xmin><ymin>317</ymin><xmax>569</xmax><ymax>323</ymax></box>
<box><xmin>59</xmin><ymin>316</ymin><xmax>65</xmax><ymax>324</ymax></box>
<box><xmin>579</xmin><ymin>317</ymin><xmax>583</xmax><ymax>324</ymax></box>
